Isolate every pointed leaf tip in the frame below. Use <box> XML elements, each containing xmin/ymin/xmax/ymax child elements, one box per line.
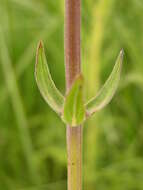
<box><xmin>36</xmin><ymin>41</ymin><xmax>43</xmax><ymax>56</ymax></box>
<box><xmin>35</xmin><ymin>41</ymin><xmax>64</xmax><ymax>114</ymax></box>
<box><xmin>39</xmin><ymin>41</ymin><xmax>43</xmax><ymax>49</ymax></box>
<box><xmin>120</xmin><ymin>49</ymin><xmax>124</xmax><ymax>60</ymax></box>
<box><xmin>62</xmin><ymin>74</ymin><xmax>85</xmax><ymax>127</ymax></box>
<box><xmin>85</xmin><ymin>50</ymin><xmax>124</xmax><ymax>116</ymax></box>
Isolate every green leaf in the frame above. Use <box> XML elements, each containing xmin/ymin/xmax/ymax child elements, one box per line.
<box><xmin>35</xmin><ymin>41</ymin><xmax>64</xmax><ymax>114</ymax></box>
<box><xmin>62</xmin><ymin>75</ymin><xmax>85</xmax><ymax>127</ymax></box>
<box><xmin>85</xmin><ymin>50</ymin><xmax>124</xmax><ymax>116</ymax></box>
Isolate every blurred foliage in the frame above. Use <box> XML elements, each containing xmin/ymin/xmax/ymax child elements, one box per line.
<box><xmin>0</xmin><ymin>0</ymin><xmax>143</xmax><ymax>189</ymax></box>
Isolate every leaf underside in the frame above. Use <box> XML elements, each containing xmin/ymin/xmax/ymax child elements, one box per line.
<box><xmin>62</xmin><ymin>75</ymin><xmax>85</xmax><ymax>127</ymax></box>
<box><xmin>35</xmin><ymin>41</ymin><xmax>64</xmax><ymax>114</ymax></box>
<box><xmin>86</xmin><ymin>50</ymin><xmax>124</xmax><ymax>116</ymax></box>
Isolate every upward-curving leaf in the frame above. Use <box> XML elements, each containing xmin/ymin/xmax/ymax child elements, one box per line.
<box><xmin>85</xmin><ymin>50</ymin><xmax>124</xmax><ymax>116</ymax></box>
<box><xmin>62</xmin><ymin>75</ymin><xmax>85</xmax><ymax>127</ymax></box>
<box><xmin>35</xmin><ymin>41</ymin><xmax>64</xmax><ymax>114</ymax></box>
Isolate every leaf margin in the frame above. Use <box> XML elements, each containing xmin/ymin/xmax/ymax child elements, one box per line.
<box><xmin>85</xmin><ymin>49</ymin><xmax>124</xmax><ymax>116</ymax></box>
<box><xmin>62</xmin><ymin>74</ymin><xmax>85</xmax><ymax>127</ymax></box>
<box><xmin>35</xmin><ymin>40</ymin><xmax>64</xmax><ymax>114</ymax></box>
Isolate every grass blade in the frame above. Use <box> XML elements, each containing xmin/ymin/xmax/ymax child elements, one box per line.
<box><xmin>0</xmin><ymin>28</ymin><xmax>40</xmax><ymax>184</ymax></box>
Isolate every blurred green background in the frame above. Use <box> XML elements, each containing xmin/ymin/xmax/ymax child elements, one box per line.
<box><xmin>0</xmin><ymin>0</ymin><xmax>143</xmax><ymax>189</ymax></box>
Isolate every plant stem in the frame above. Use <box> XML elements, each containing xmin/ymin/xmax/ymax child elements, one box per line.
<box><xmin>67</xmin><ymin>127</ymin><xmax>82</xmax><ymax>190</ymax></box>
<box><xmin>65</xmin><ymin>0</ymin><xmax>82</xmax><ymax>190</ymax></box>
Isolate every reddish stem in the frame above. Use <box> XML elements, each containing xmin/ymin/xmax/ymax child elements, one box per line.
<box><xmin>65</xmin><ymin>0</ymin><xmax>81</xmax><ymax>89</ymax></box>
<box><xmin>65</xmin><ymin>0</ymin><xmax>82</xmax><ymax>190</ymax></box>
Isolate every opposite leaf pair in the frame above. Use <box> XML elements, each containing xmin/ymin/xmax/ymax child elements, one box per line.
<box><xmin>35</xmin><ymin>41</ymin><xmax>124</xmax><ymax>127</ymax></box>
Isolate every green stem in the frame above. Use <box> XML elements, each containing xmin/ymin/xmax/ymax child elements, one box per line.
<box><xmin>65</xmin><ymin>0</ymin><xmax>82</xmax><ymax>189</ymax></box>
<box><xmin>67</xmin><ymin>127</ymin><xmax>82</xmax><ymax>190</ymax></box>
